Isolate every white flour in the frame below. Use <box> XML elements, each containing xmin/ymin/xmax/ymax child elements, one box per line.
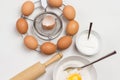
<box><xmin>77</xmin><ymin>32</ymin><xmax>99</xmax><ymax>55</ymax></box>
<box><xmin>55</xmin><ymin>61</ymin><xmax>92</xmax><ymax>80</ymax></box>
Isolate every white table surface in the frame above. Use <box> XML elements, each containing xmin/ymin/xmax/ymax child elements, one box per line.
<box><xmin>0</xmin><ymin>0</ymin><xmax>120</xmax><ymax>80</ymax></box>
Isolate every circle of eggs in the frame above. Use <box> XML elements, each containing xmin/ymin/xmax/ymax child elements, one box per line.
<box><xmin>16</xmin><ymin>0</ymin><xmax>80</xmax><ymax>55</ymax></box>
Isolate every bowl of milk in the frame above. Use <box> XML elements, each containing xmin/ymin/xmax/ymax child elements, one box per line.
<box><xmin>76</xmin><ymin>30</ymin><xmax>102</xmax><ymax>56</ymax></box>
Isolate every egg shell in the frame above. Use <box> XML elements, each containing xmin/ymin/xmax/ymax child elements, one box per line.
<box><xmin>66</xmin><ymin>20</ymin><xmax>79</xmax><ymax>36</ymax></box>
<box><xmin>57</xmin><ymin>36</ymin><xmax>72</xmax><ymax>50</ymax></box>
<box><xmin>63</xmin><ymin>5</ymin><xmax>76</xmax><ymax>20</ymax></box>
<box><xmin>40</xmin><ymin>42</ymin><xmax>57</xmax><ymax>55</ymax></box>
<box><xmin>16</xmin><ymin>18</ymin><xmax>28</xmax><ymax>34</ymax></box>
<box><xmin>21</xmin><ymin>1</ymin><xmax>34</xmax><ymax>16</ymax></box>
<box><xmin>24</xmin><ymin>35</ymin><xmax>38</xmax><ymax>50</ymax></box>
<box><xmin>48</xmin><ymin>0</ymin><xmax>62</xmax><ymax>7</ymax></box>
<box><xmin>42</xmin><ymin>15</ymin><xmax>56</xmax><ymax>30</ymax></box>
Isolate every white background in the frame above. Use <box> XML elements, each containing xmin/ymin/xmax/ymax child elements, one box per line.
<box><xmin>0</xmin><ymin>0</ymin><xmax>120</xmax><ymax>80</ymax></box>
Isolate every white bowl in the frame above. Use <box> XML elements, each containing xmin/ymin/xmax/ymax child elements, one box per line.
<box><xmin>76</xmin><ymin>30</ymin><xmax>102</xmax><ymax>56</ymax></box>
<box><xmin>53</xmin><ymin>56</ymin><xmax>97</xmax><ymax>80</ymax></box>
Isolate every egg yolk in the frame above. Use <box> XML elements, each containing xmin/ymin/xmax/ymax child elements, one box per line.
<box><xmin>67</xmin><ymin>73</ymin><xmax>82</xmax><ymax>80</ymax></box>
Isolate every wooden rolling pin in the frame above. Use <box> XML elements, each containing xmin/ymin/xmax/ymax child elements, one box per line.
<box><xmin>10</xmin><ymin>53</ymin><xmax>63</xmax><ymax>80</ymax></box>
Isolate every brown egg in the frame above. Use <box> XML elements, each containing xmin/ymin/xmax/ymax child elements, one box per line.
<box><xmin>66</xmin><ymin>20</ymin><xmax>79</xmax><ymax>36</ymax></box>
<box><xmin>40</xmin><ymin>42</ymin><xmax>57</xmax><ymax>55</ymax></box>
<box><xmin>24</xmin><ymin>35</ymin><xmax>38</xmax><ymax>50</ymax></box>
<box><xmin>57</xmin><ymin>36</ymin><xmax>72</xmax><ymax>50</ymax></box>
<box><xmin>21</xmin><ymin>1</ymin><xmax>34</xmax><ymax>16</ymax></box>
<box><xmin>63</xmin><ymin>5</ymin><xmax>76</xmax><ymax>20</ymax></box>
<box><xmin>48</xmin><ymin>0</ymin><xmax>62</xmax><ymax>7</ymax></box>
<box><xmin>16</xmin><ymin>18</ymin><xmax>28</xmax><ymax>34</ymax></box>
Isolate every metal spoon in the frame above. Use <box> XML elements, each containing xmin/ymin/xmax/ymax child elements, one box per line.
<box><xmin>64</xmin><ymin>51</ymin><xmax>116</xmax><ymax>71</ymax></box>
<box><xmin>87</xmin><ymin>22</ymin><xmax>93</xmax><ymax>39</ymax></box>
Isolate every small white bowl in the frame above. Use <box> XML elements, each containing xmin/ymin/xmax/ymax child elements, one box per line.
<box><xmin>76</xmin><ymin>30</ymin><xmax>102</xmax><ymax>56</ymax></box>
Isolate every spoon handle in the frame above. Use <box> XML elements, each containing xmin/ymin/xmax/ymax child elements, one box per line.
<box><xmin>88</xmin><ymin>22</ymin><xmax>93</xmax><ymax>39</ymax></box>
<box><xmin>81</xmin><ymin>51</ymin><xmax>116</xmax><ymax>69</ymax></box>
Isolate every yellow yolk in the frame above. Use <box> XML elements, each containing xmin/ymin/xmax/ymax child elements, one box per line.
<box><xmin>67</xmin><ymin>73</ymin><xmax>82</xmax><ymax>80</ymax></box>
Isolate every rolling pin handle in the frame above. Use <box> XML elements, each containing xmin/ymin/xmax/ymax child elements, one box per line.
<box><xmin>44</xmin><ymin>52</ymin><xmax>63</xmax><ymax>67</ymax></box>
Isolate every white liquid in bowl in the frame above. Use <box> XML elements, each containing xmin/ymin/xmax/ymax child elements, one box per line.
<box><xmin>76</xmin><ymin>30</ymin><xmax>101</xmax><ymax>56</ymax></box>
